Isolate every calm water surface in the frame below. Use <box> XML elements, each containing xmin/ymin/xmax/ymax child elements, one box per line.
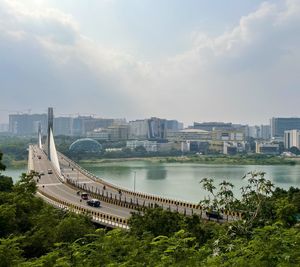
<box><xmin>82</xmin><ymin>161</ymin><xmax>300</xmax><ymax>203</ymax></box>
<box><xmin>3</xmin><ymin>167</ymin><xmax>26</xmax><ymax>183</ymax></box>
<box><xmin>5</xmin><ymin>162</ymin><xmax>300</xmax><ymax>203</ymax></box>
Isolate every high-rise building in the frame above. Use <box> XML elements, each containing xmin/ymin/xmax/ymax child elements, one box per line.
<box><xmin>54</xmin><ymin>117</ymin><xmax>73</xmax><ymax>136</ymax></box>
<box><xmin>165</xmin><ymin>120</ymin><xmax>183</xmax><ymax>131</ymax></box>
<box><xmin>129</xmin><ymin>120</ymin><xmax>149</xmax><ymax>140</ymax></box>
<box><xmin>247</xmin><ymin>126</ymin><xmax>260</xmax><ymax>139</ymax></box>
<box><xmin>284</xmin><ymin>130</ymin><xmax>300</xmax><ymax>150</ymax></box>
<box><xmin>271</xmin><ymin>117</ymin><xmax>300</xmax><ymax>138</ymax></box>
<box><xmin>129</xmin><ymin>117</ymin><xmax>167</xmax><ymax>140</ymax></box>
<box><xmin>9</xmin><ymin>113</ymin><xmax>47</xmax><ymax>136</ymax></box>
<box><xmin>147</xmin><ymin>117</ymin><xmax>167</xmax><ymax>140</ymax></box>
<box><xmin>260</xmin><ymin>125</ymin><xmax>271</xmax><ymax>140</ymax></box>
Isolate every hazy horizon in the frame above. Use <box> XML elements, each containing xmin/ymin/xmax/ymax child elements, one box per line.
<box><xmin>1</xmin><ymin>0</ymin><xmax>299</xmax><ymax>126</ymax></box>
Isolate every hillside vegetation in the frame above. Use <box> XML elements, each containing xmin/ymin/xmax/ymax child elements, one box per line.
<box><xmin>0</xmin><ymin>151</ymin><xmax>300</xmax><ymax>266</ymax></box>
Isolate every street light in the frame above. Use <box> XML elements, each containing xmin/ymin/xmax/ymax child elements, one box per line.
<box><xmin>133</xmin><ymin>171</ymin><xmax>136</xmax><ymax>203</ymax></box>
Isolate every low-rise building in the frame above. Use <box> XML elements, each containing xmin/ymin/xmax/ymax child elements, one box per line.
<box><xmin>223</xmin><ymin>142</ymin><xmax>246</xmax><ymax>155</ymax></box>
<box><xmin>256</xmin><ymin>142</ymin><xmax>280</xmax><ymax>155</ymax></box>
<box><xmin>167</xmin><ymin>129</ymin><xmax>211</xmax><ymax>142</ymax></box>
<box><xmin>126</xmin><ymin>140</ymin><xmax>158</xmax><ymax>152</ymax></box>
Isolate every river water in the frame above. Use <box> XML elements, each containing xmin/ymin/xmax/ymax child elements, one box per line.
<box><xmin>4</xmin><ymin>161</ymin><xmax>300</xmax><ymax>203</ymax></box>
<box><xmin>81</xmin><ymin>161</ymin><xmax>300</xmax><ymax>203</ymax></box>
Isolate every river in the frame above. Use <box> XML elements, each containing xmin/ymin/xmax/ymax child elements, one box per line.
<box><xmin>81</xmin><ymin>161</ymin><xmax>300</xmax><ymax>203</ymax></box>
<box><xmin>4</xmin><ymin>161</ymin><xmax>300</xmax><ymax>203</ymax></box>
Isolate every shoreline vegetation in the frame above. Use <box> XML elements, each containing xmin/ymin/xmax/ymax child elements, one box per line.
<box><xmin>78</xmin><ymin>155</ymin><xmax>299</xmax><ymax>166</ymax></box>
<box><xmin>3</xmin><ymin>153</ymin><xmax>299</xmax><ymax>168</ymax></box>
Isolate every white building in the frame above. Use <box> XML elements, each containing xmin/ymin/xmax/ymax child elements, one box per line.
<box><xmin>126</xmin><ymin>140</ymin><xmax>158</xmax><ymax>152</ymax></box>
<box><xmin>284</xmin><ymin>130</ymin><xmax>300</xmax><ymax>150</ymax></box>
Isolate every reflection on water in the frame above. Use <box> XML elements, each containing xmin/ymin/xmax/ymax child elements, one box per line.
<box><xmin>146</xmin><ymin>165</ymin><xmax>167</xmax><ymax>180</ymax></box>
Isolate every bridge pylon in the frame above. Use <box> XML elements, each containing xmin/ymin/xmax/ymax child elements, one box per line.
<box><xmin>46</xmin><ymin>107</ymin><xmax>61</xmax><ymax>176</ymax></box>
<box><xmin>38</xmin><ymin>123</ymin><xmax>42</xmax><ymax>149</ymax></box>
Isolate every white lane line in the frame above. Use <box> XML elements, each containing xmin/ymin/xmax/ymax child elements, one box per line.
<box><xmin>38</xmin><ymin>183</ymin><xmax>63</xmax><ymax>186</ymax></box>
<box><xmin>46</xmin><ymin>183</ymin><xmax>132</xmax><ymax>217</ymax></box>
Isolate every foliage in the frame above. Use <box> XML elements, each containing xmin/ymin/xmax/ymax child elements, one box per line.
<box><xmin>0</xmin><ymin>152</ymin><xmax>300</xmax><ymax>266</ymax></box>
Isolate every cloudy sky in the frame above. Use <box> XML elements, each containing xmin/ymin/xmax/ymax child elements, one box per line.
<box><xmin>0</xmin><ymin>0</ymin><xmax>299</xmax><ymax>126</ymax></box>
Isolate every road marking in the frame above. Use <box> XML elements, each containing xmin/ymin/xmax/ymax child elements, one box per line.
<box><xmin>38</xmin><ymin>183</ymin><xmax>63</xmax><ymax>186</ymax></box>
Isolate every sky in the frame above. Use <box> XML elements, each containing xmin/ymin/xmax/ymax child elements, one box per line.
<box><xmin>0</xmin><ymin>0</ymin><xmax>299</xmax><ymax>126</ymax></box>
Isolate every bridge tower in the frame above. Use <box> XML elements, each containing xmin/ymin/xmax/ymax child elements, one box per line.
<box><xmin>38</xmin><ymin>122</ymin><xmax>42</xmax><ymax>149</ymax></box>
<box><xmin>47</xmin><ymin>107</ymin><xmax>54</xmax><ymax>160</ymax></box>
<box><xmin>47</xmin><ymin>107</ymin><xmax>61</xmax><ymax>176</ymax></box>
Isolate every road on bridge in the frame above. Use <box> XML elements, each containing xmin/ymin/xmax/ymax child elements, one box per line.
<box><xmin>30</xmin><ymin>145</ymin><xmax>134</xmax><ymax>223</ymax></box>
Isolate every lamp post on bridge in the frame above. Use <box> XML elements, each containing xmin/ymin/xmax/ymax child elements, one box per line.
<box><xmin>133</xmin><ymin>171</ymin><xmax>136</xmax><ymax>203</ymax></box>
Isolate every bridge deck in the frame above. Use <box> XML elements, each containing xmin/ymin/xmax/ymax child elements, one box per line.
<box><xmin>29</xmin><ymin>145</ymin><xmax>240</xmax><ymax>228</ymax></box>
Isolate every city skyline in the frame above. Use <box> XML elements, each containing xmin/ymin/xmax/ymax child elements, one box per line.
<box><xmin>1</xmin><ymin>0</ymin><xmax>300</xmax><ymax>125</ymax></box>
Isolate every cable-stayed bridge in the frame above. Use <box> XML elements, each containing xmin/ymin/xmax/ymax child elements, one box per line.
<box><xmin>28</xmin><ymin>108</ymin><xmax>241</xmax><ymax>228</ymax></box>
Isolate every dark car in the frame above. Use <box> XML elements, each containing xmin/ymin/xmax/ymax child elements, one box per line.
<box><xmin>81</xmin><ymin>192</ymin><xmax>89</xmax><ymax>200</ymax></box>
<box><xmin>87</xmin><ymin>199</ymin><xmax>101</xmax><ymax>207</ymax></box>
<box><xmin>206</xmin><ymin>211</ymin><xmax>223</xmax><ymax>220</ymax></box>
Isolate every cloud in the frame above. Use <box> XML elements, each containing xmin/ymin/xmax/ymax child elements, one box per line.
<box><xmin>0</xmin><ymin>0</ymin><xmax>299</xmax><ymax>125</ymax></box>
<box><xmin>0</xmin><ymin>0</ymin><xmax>139</xmax><ymax>119</ymax></box>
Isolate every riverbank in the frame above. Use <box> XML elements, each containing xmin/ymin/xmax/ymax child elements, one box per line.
<box><xmin>78</xmin><ymin>155</ymin><xmax>298</xmax><ymax>166</ymax></box>
<box><xmin>3</xmin><ymin>159</ymin><xmax>27</xmax><ymax>168</ymax></box>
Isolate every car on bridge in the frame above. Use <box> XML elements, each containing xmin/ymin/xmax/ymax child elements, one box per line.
<box><xmin>206</xmin><ymin>210</ymin><xmax>223</xmax><ymax>220</ymax></box>
<box><xmin>87</xmin><ymin>199</ymin><xmax>101</xmax><ymax>207</ymax></box>
<box><xmin>80</xmin><ymin>192</ymin><xmax>89</xmax><ymax>200</ymax></box>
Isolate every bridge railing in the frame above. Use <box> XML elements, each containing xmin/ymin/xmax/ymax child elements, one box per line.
<box><xmin>58</xmin><ymin>152</ymin><xmax>206</xmax><ymax>211</ymax></box>
<box><xmin>59</xmin><ymin>153</ymin><xmax>243</xmax><ymax>220</ymax></box>
<box><xmin>37</xmin><ymin>188</ymin><xmax>129</xmax><ymax>229</ymax></box>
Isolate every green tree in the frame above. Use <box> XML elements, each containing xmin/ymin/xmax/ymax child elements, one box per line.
<box><xmin>129</xmin><ymin>207</ymin><xmax>184</xmax><ymax>237</ymax></box>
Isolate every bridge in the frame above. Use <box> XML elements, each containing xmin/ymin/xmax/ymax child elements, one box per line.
<box><xmin>28</xmin><ymin>108</ymin><xmax>241</xmax><ymax>229</ymax></box>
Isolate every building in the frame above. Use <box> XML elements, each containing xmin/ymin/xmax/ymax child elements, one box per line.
<box><xmin>260</xmin><ymin>125</ymin><xmax>271</xmax><ymax>140</ymax></box>
<box><xmin>192</xmin><ymin>122</ymin><xmax>233</xmax><ymax>131</ymax></box>
<box><xmin>271</xmin><ymin>117</ymin><xmax>300</xmax><ymax>138</ymax></box>
<box><xmin>129</xmin><ymin>117</ymin><xmax>167</xmax><ymax>141</ymax></box>
<box><xmin>166</xmin><ymin>120</ymin><xmax>183</xmax><ymax>131</ymax></box>
<box><xmin>147</xmin><ymin>117</ymin><xmax>167</xmax><ymax>140</ymax></box>
<box><xmin>0</xmin><ymin>123</ymin><xmax>8</xmax><ymax>132</ymax></box>
<box><xmin>223</xmin><ymin>142</ymin><xmax>246</xmax><ymax>155</ymax></box>
<box><xmin>126</xmin><ymin>140</ymin><xmax>158</xmax><ymax>152</ymax></box>
<box><xmin>83</xmin><ymin>118</ymin><xmax>115</xmax><ymax>133</ymax></box>
<box><xmin>211</xmin><ymin>129</ymin><xmax>244</xmax><ymax>141</ymax></box>
<box><xmin>284</xmin><ymin>130</ymin><xmax>300</xmax><ymax>150</ymax></box>
<box><xmin>54</xmin><ymin>117</ymin><xmax>73</xmax><ymax>136</ymax></box>
<box><xmin>247</xmin><ymin>126</ymin><xmax>260</xmax><ymax>139</ymax></box>
<box><xmin>86</xmin><ymin>128</ymin><xmax>110</xmax><ymax>140</ymax></box>
<box><xmin>167</xmin><ymin>129</ymin><xmax>211</xmax><ymax>142</ymax></box>
<box><xmin>256</xmin><ymin>142</ymin><xmax>280</xmax><ymax>155</ymax></box>
<box><xmin>129</xmin><ymin>120</ymin><xmax>149</xmax><ymax>140</ymax></box>
<box><xmin>9</xmin><ymin>113</ymin><xmax>47</xmax><ymax>136</ymax></box>
<box><xmin>108</xmin><ymin>125</ymin><xmax>129</xmax><ymax>141</ymax></box>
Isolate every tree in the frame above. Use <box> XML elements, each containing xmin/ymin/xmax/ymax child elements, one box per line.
<box><xmin>129</xmin><ymin>207</ymin><xmax>184</xmax><ymax>237</ymax></box>
<box><xmin>0</xmin><ymin>152</ymin><xmax>13</xmax><ymax>192</ymax></box>
<box><xmin>289</xmin><ymin>146</ymin><xmax>300</xmax><ymax>155</ymax></box>
<box><xmin>199</xmin><ymin>178</ymin><xmax>235</xmax><ymax>212</ymax></box>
